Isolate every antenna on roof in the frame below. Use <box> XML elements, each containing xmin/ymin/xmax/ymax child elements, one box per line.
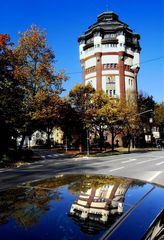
<box><xmin>106</xmin><ymin>0</ymin><xmax>109</xmax><ymax>11</ymax></box>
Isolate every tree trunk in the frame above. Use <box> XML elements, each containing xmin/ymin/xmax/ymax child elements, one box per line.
<box><xmin>128</xmin><ymin>136</ymin><xmax>131</xmax><ymax>153</ymax></box>
<box><xmin>47</xmin><ymin>130</ymin><xmax>51</xmax><ymax>148</ymax></box>
<box><xmin>99</xmin><ymin>127</ymin><xmax>104</xmax><ymax>151</ymax></box>
<box><xmin>111</xmin><ymin>127</ymin><xmax>115</xmax><ymax>152</ymax></box>
<box><xmin>19</xmin><ymin>132</ymin><xmax>26</xmax><ymax>150</ymax></box>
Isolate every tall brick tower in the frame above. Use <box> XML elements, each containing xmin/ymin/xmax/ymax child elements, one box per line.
<box><xmin>78</xmin><ymin>12</ymin><xmax>141</xmax><ymax>99</ymax></box>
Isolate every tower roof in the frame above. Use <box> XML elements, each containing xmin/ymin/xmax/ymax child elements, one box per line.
<box><xmin>86</xmin><ymin>11</ymin><xmax>130</xmax><ymax>35</ymax></box>
<box><xmin>97</xmin><ymin>12</ymin><xmax>119</xmax><ymax>22</ymax></box>
<box><xmin>78</xmin><ymin>11</ymin><xmax>141</xmax><ymax>51</ymax></box>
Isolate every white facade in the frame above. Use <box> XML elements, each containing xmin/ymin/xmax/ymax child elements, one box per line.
<box><xmin>78</xmin><ymin>12</ymin><xmax>141</xmax><ymax>99</ymax></box>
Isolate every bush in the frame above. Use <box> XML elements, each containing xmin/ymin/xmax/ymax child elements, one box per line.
<box><xmin>0</xmin><ymin>148</ymin><xmax>34</xmax><ymax>167</ymax></box>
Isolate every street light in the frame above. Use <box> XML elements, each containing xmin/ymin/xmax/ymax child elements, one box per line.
<box><xmin>137</xmin><ymin>109</ymin><xmax>153</xmax><ymax>116</ymax></box>
<box><xmin>86</xmin><ymin>129</ymin><xmax>90</xmax><ymax>156</ymax></box>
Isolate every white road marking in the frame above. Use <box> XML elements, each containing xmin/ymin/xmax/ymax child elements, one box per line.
<box><xmin>88</xmin><ymin>157</ymin><xmax>135</xmax><ymax>165</ymax></box>
<box><xmin>109</xmin><ymin>167</ymin><xmax>125</xmax><ymax>172</ymax></box>
<box><xmin>156</xmin><ymin>161</ymin><xmax>164</xmax><ymax>166</ymax></box>
<box><xmin>83</xmin><ymin>157</ymin><xmax>129</xmax><ymax>165</ymax></box>
<box><xmin>28</xmin><ymin>164</ymin><xmax>43</xmax><ymax>168</ymax></box>
<box><xmin>136</xmin><ymin>157</ymin><xmax>164</xmax><ymax>165</ymax></box>
<box><xmin>148</xmin><ymin>171</ymin><xmax>162</xmax><ymax>182</ymax></box>
<box><xmin>122</xmin><ymin>159</ymin><xmax>137</xmax><ymax>164</ymax></box>
<box><xmin>0</xmin><ymin>168</ymin><xmax>13</xmax><ymax>172</ymax></box>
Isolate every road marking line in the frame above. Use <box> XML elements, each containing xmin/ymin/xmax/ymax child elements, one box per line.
<box><xmin>136</xmin><ymin>157</ymin><xmax>164</xmax><ymax>165</ymax></box>
<box><xmin>109</xmin><ymin>167</ymin><xmax>125</xmax><ymax>172</ymax></box>
<box><xmin>122</xmin><ymin>159</ymin><xmax>137</xmax><ymax>163</ymax></box>
<box><xmin>28</xmin><ymin>164</ymin><xmax>43</xmax><ymax>168</ymax></box>
<box><xmin>156</xmin><ymin>161</ymin><xmax>164</xmax><ymax>166</ymax></box>
<box><xmin>148</xmin><ymin>171</ymin><xmax>162</xmax><ymax>182</ymax></box>
<box><xmin>89</xmin><ymin>157</ymin><xmax>133</xmax><ymax>164</ymax></box>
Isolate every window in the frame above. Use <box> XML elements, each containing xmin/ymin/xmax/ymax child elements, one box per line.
<box><xmin>110</xmin><ymin>33</ymin><xmax>116</xmax><ymax>38</ymax></box>
<box><xmin>104</xmin><ymin>34</ymin><xmax>110</xmax><ymax>39</ymax></box>
<box><xmin>106</xmin><ymin>76</ymin><xmax>116</xmax><ymax>97</ymax></box>
<box><xmin>129</xmin><ymin>79</ymin><xmax>133</xmax><ymax>85</ymax></box>
<box><xmin>86</xmin><ymin>66</ymin><xmax>96</xmax><ymax>73</ymax></box>
<box><xmin>86</xmin><ymin>38</ymin><xmax>93</xmax><ymax>43</ymax></box>
<box><xmin>111</xmin><ymin>43</ymin><xmax>117</xmax><ymax>47</ymax></box>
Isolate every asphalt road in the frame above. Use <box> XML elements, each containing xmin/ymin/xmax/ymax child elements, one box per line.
<box><xmin>0</xmin><ymin>150</ymin><xmax>164</xmax><ymax>190</ymax></box>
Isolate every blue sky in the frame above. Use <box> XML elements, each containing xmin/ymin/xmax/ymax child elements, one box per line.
<box><xmin>0</xmin><ymin>0</ymin><xmax>163</xmax><ymax>102</ymax></box>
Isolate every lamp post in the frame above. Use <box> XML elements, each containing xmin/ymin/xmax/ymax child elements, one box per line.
<box><xmin>86</xmin><ymin>129</ymin><xmax>89</xmax><ymax>156</ymax></box>
<box><xmin>65</xmin><ymin>135</ymin><xmax>68</xmax><ymax>153</ymax></box>
<box><xmin>149</xmin><ymin>117</ymin><xmax>153</xmax><ymax>147</ymax></box>
<box><xmin>137</xmin><ymin>109</ymin><xmax>153</xmax><ymax>147</ymax></box>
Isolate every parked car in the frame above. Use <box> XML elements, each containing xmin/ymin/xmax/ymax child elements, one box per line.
<box><xmin>0</xmin><ymin>174</ymin><xmax>163</xmax><ymax>240</ymax></box>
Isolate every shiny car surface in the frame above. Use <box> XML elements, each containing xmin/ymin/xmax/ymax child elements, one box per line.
<box><xmin>0</xmin><ymin>174</ymin><xmax>163</xmax><ymax>240</ymax></box>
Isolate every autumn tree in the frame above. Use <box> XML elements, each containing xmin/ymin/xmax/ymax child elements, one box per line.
<box><xmin>87</xmin><ymin>91</ymin><xmax>110</xmax><ymax>151</ymax></box>
<box><xmin>0</xmin><ymin>34</ymin><xmax>25</xmax><ymax>157</ymax></box>
<box><xmin>119</xmin><ymin>99</ymin><xmax>140</xmax><ymax>152</ymax></box>
<box><xmin>87</xmin><ymin>91</ymin><xmax>124</xmax><ymax>151</ymax></box>
<box><xmin>31</xmin><ymin>93</ymin><xmax>64</xmax><ymax>147</ymax></box>
<box><xmin>14</xmin><ymin>25</ymin><xmax>67</xmax><ymax>148</ymax></box>
<box><xmin>59</xmin><ymin>98</ymin><xmax>81</xmax><ymax>149</ymax></box>
<box><xmin>68</xmin><ymin>83</ymin><xmax>95</xmax><ymax>149</ymax></box>
<box><xmin>100</xmin><ymin>96</ymin><xmax>122</xmax><ymax>151</ymax></box>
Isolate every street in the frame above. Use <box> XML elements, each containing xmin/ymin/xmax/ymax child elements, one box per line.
<box><xmin>0</xmin><ymin>150</ymin><xmax>164</xmax><ymax>190</ymax></box>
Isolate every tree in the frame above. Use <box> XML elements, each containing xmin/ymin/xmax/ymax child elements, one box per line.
<box><xmin>87</xmin><ymin>91</ymin><xmax>111</xmax><ymax>151</ymax></box>
<box><xmin>88</xmin><ymin>92</ymin><xmax>124</xmax><ymax>151</ymax></box>
<box><xmin>0</xmin><ymin>34</ymin><xmax>25</xmax><ymax>157</ymax></box>
<box><xmin>14</xmin><ymin>25</ymin><xmax>67</xmax><ymax>148</ymax></box>
<box><xmin>137</xmin><ymin>92</ymin><xmax>156</xmax><ymax>147</ymax></box>
<box><xmin>100</xmin><ymin>97</ymin><xmax>122</xmax><ymax>151</ymax></box>
<box><xmin>31</xmin><ymin>93</ymin><xmax>63</xmax><ymax>147</ymax></box>
<box><xmin>119</xmin><ymin>99</ymin><xmax>140</xmax><ymax>153</ymax></box>
<box><xmin>59</xmin><ymin>98</ymin><xmax>80</xmax><ymax>149</ymax></box>
<box><xmin>68</xmin><ymin>83</ymin><xmax>95</xmax><ymax>149</ymax></box>
<box><xmin>154</xmin><ymin>102</ymin><xmax>164</xmax><ymax>138</ymax></box>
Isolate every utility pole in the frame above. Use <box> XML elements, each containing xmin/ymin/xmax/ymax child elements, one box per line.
<box><xmin>65</xmin><ymin>136</ymin><xmax>68</xmax><ymax>153</ymax></box>
<box><xmin>86</xmin><ymin>129</ymin><xmax>89</xmax><ymax>156</ymax></box>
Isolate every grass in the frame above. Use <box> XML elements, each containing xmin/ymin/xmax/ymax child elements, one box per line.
<box><xmin>70</xmin><ymin>147</ymin><xmax>161</xmax><ymax>158</ymax></box>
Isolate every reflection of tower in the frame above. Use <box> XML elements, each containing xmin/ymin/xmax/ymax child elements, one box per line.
<box><xmin>70</xmin><ymin>182</ymin><xmax>129</xmax><ymax>229</ymax></box>
<box><xmin>78</xmin><ymin>12</ymin><xmax>141</xmax><ymax>99</ymax></box>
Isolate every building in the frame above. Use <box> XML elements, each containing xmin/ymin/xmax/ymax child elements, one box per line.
<box><xmin>17</xmin><ymin>127</ymin><xmax>63</xmax><ymax>148</ymax></box>
<box><xmin>78</xmin><ymin>12</ymin><xmax>141</xmax><ymax>99</ymax></box>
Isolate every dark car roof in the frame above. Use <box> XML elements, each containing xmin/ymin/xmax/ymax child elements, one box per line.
<box><xmin>0</xmin><ymin>174</ymin><xmax>163</xmax><ymax>240</ymax></box>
